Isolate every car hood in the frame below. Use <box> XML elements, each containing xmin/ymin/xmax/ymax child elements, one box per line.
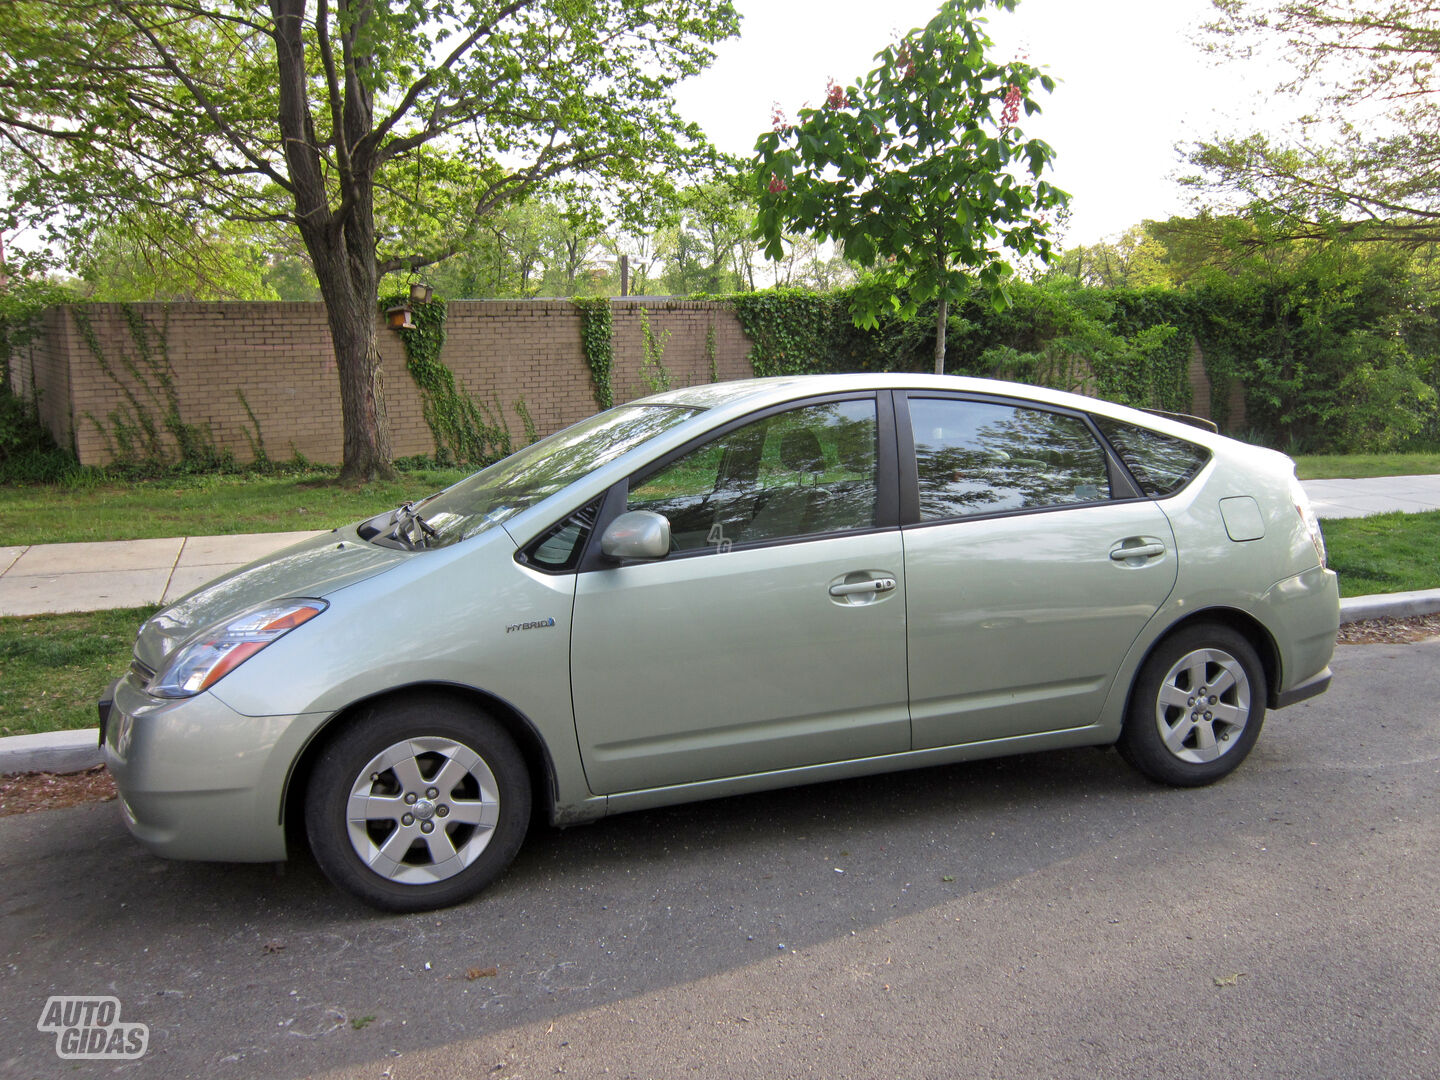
<box><xmin>133</xmin><ymin>529</ymin><xmax>407</xmax><ymax>673</ymax></box>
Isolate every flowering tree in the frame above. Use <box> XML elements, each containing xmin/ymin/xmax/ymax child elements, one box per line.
<box><xmin>753</xmin><ymin>0</ymin><xmax>1067</xmax><ymax>375</ymax></box>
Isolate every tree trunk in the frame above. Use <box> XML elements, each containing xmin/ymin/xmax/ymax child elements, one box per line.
<box><xmin>272</xmin><ymin>0</ymin><xmax>395</xmax><ymax>484</ymax></box>
<box><xmin>326</xmin><ymin>278</ymin><xmax>395</xmax><ymax>484</ymax></box>
<box><xmin>303</xmin><ymin>223</ymin><xmax>396</xmax><ymax>484</ymax></box>
<box><xmin>933</xmin><ymin>294</ymin><xmax>948</xmax><ymax>376</ymax></box>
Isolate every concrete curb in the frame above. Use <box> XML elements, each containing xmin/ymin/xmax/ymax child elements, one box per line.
<box><xmin>1339</xmin><ymin>587</ymin><xmax>1440</xmax><ymax>624</ymax></box>
<box><xmin>5</xmin><ymin>589</ymin><xmax>1440</xmax><ymax>776</ymax></box>
<box><xmin>1</xmin><ymin>728</ymin><xmax>102</xmax><ymax>776</ymax></box>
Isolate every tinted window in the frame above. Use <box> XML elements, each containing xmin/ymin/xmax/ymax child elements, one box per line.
<box><xmin>1094</xmin><ymin>416</ymin><xmax>1210</xmax><ymax>497</ymax></box>
<box><xmin>523</xmin><ymin>499</ymin><xmax>601</xmax><ymax>572</ymax></box>
<box><xmin>628</xmin><ymin>399</ymin><xmax>878</xmax><ymax>551</ymax></box>
<box><xmin>909</xmin><ymin>398</ymin><xmax>1111</xmax><ymax>520</ymax></box>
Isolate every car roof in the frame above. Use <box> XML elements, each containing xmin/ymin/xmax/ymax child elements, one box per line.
<box><xmin>634</xmin><ymin>374</ymin><xmax>1230</xmax><ymax>449</ymax></box>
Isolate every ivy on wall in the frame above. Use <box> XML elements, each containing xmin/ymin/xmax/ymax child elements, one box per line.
<box><xmin>573</xmin><ymin>296</ymin><xmax>614</xmax><ymax>409</ymax></box>
<box><xmin>386</xmin><ymin>294</ymin><xmax>516</xmax><ymax>465</ymax></box>
<box><xmin>0</xmin><ymin>280</ymin><xmax>81</xmax><ymax>483</ymax></box>
<box><xmin>705</xmin><ymin>320</ymin><xmax>719</xmax><ymax>383</ymax></box>
<box><xmin>728</xmin><ymin>289</ymin><xmax>848</xmax><ymax>378</ymax></box>
<box><xmin>637</xmin><ymin>306</ymin><xmax>672</xmax><ymax>393</ymax></box>
<box><xmin>724</xmin><ymin>283</ymin><xmax>1304</xmax><ymax>435</ymax></box>
<box><xmin>72</xmin><ymin>304</ymin><xmax>240</xmax><ymax>471</ymax></box>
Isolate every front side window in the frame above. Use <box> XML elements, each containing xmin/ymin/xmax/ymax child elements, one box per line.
<box><xmin>909</xmin><ymin>398</ymin><xmax>1111</xmax><ymax>521</ymax></box>
<box><xmin>628</xmin><ymin>399</ymin><xmax>878</xmax><ymax>551</ymax></box>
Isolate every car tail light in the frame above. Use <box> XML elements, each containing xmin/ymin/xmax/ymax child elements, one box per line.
<box><xmin>1290</xmin><ymin>476</ymin><xmax>1327</xmax><ymax>569</ymax></box>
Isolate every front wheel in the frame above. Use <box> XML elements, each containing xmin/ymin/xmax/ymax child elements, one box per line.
<box><xmin>305</xmin><ymin>696</ymin><xmax>530</xmax><ymax>912</ymax></box>
<box><xmin>1117</xmin><ymin>624</ymin><xmax>1267</xmax><ymax>787</ymax></box>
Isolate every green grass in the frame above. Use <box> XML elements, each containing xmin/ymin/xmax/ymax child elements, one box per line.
<box><xmin>0</xmin><ymin>606</ymin><xmax>157</xmax><ymax>738</ymax></box>
<box><xmin>1293</xmin><ymin>453</ymin><xmax>1440</xmax><ymax>480</ymax></box>
<box><xmin>1321</xmin><ymin>510</ymin><xmax>1440</xmax><ymax>598</ymax></box>
<box><xmin>0</xmin><ymin>467</ymin><xmax>470</xmax><ymax>547</ymax></box>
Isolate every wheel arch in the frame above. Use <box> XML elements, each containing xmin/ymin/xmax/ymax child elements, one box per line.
<box><xmin>1132</xmin><ymin>607</ymin><xmax>1282</xmax><ymax>713</ymax></box>
<box><xmin>281</xmin><ymin>682</ymin><xmax>558</xmax><ymax>849</ymax></box>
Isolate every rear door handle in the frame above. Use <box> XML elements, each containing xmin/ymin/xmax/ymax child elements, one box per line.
<box><xmin>829</xmin><ymin>577</ymin><xmax>897</xmax><ymax>597</ymax></box>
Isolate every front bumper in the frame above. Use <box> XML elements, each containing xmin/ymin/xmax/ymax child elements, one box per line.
<box><xmin>102</xmin><ymin>674</ymin><xmax>325</xmax><ymax>863</ymax></box>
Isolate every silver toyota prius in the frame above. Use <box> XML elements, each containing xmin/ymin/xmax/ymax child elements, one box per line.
<box><xmin>100</xmin><ymin>375</ymin><xmax>1340</xmax><ymax>911</ymax></box>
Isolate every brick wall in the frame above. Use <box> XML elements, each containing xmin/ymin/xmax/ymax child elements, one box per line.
<box><xmin>1186</xmin><ymin>340</ymin><xmax>1247</xmax><ymax>431</ymax></box>
<box><xmin>6</xmin><ymin>307</ymin><xmax>74</xmax><ymax>447</ymax></box>
<box><xmin>14</xmin><ymin>300</ymin><xmax>755</xmax><ymax>466</ymax></box>
<box><xmin>9</xmin><ymin>300</ymin><xmax>1247</xmax><ymax>466</ymax></box>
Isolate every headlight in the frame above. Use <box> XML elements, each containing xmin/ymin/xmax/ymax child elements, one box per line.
<box><xmin>149</xmin><ymin>600</ymin><xmax>327</xmax><ymax>699</ymax></box>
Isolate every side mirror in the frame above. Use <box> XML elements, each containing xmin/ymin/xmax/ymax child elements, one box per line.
<box><xmin>600</xmin><ymin>510</ymin><xmax>671</xmax><ymax>560</ymax></box>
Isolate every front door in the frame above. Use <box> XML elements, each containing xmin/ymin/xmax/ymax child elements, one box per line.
<box><xmin>571</xmin><ymin>397</ymin><xmax>910</xmax><ymax>794</ymax></box>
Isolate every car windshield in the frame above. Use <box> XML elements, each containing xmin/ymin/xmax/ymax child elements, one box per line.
<box><xmin>378</xmin><ymin>404</ymin><xmax>702</xmax><ymax>548</ymax></box>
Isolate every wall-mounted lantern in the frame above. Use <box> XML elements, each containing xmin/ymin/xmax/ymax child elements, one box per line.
<box><xmin>408</xmin><ymin>281</ymin><xmax>433</xmax><ymax>305</ymax></box>
<box><xmin>386</xmin><ymin>304</ymin><xmax>415</xmax><ymax>330</ymax></box>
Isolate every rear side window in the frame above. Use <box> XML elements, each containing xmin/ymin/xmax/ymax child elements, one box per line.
<box><xmin>908</xmin><ymin>398</ymin><xmax>1111</xmax><ymax>521</ymax></box>
<box><xmin>1094</xmin><ymin>417</ymin><xmax>1210</xmax><ymax>497</ymax></box>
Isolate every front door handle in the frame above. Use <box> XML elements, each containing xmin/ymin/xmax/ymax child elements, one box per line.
<box><xmin>829</xmin><ymin>577</ymin><xmax>897</xmax><ymax>597</ymax></box>
<box><xmin>1110</xmin><ymin>542</ymin><xmax>1166</xmax><ymax>561</ymax></box>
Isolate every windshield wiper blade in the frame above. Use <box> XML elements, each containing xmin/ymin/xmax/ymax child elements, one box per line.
<box><xmin>385</xmin><ymin>501</ymin><xmax>438</xmax><ymax>549</ymax></box>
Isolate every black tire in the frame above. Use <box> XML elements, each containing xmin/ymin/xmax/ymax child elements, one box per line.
<box><xmin>305</xmin><ymin>695</ymin><xmax>530</xmax><ymax>912</ymax></box>
<box><xmin>1117</xmin><ymin>623</ymin><xmax>1267</xmax><ymax>787</ymax></box>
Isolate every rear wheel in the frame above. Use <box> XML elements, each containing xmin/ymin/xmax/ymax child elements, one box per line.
<box><xmin>305</xmin><ymin>696</ymin><xmax>530</xmax><ymax>912</ymax></box>
<box><xmin>1118</xmin><ymin>624</ymin><xmax>1267</xmax><ymax>787</ymax></box>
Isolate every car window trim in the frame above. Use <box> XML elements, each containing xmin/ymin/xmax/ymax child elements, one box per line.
<box><xmin>575</xmin><ymin>391</ymin><xmax>900</xmax><ymax>573</ymax></box>
<box><xmin>895</xmin><ymin>390</ymin><xmax>1145</xmax><ymax>529</ymax></box>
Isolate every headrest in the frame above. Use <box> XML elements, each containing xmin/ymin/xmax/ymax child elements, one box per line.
<box><xmin>779</xmin><ymin>429</ymin><xmax>825</xmax><ymax>473</ymax></box>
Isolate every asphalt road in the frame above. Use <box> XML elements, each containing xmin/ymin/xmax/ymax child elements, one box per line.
<box><xmin>2</xmin><ymin>642</ymin><xmax>1438</xmax><ymax>1080</ymax></box>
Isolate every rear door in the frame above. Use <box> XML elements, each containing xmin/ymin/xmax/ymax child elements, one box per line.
<box><xmin>899</xmin><ymin>393</ymin><xmax>1178</xmax><ymax>748</ymax></box>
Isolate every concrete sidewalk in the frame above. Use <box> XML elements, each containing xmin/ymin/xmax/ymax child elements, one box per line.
<box><xmin>1303</xmin><ymin>473</ymin><xmax>1440</xmax><ymax>518</ymax></box>
<box><xmin>0</xmin><ymin>530</ymin><xmax>327</xmax><ymax>617</ymax></box>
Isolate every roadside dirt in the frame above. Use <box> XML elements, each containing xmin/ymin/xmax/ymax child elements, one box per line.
<box><xmin>1336</xmin><ymin>612</ymin><xmax>1440</xmax><ymax>645</ymax></box>
<box><xmin>0</xmin><ymin>763</ymin><xmax>115</xmax><ymax>817</ymax></box>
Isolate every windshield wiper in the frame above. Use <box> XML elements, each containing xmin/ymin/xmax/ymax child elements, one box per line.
<box><xmin>384</xmin><ymin>502</ymin><xmax>439</xmax><ymax>549</ymax></box>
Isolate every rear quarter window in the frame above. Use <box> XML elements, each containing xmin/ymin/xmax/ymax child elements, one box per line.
<box><xmin>1094</xmin><ymin>416</ymin><xmax>1210</xmax><ymax>497</ymax></box>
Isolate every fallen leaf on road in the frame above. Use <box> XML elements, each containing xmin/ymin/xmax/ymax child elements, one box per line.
<box><xmin>1213</xmin><ymin>972</ymin><xmax>1246</xmax><ymax>987</ymax></box>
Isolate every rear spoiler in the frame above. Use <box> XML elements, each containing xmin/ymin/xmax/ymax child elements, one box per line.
<box><xmin>1141</xmin><ymin>409</ymin><xmax>1219</xmax><ymax>434</ymax></box>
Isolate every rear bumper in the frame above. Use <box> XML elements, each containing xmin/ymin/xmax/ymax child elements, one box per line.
<box><xmin>1274</xmin><ymin>665</ymin><xmax>1332</xmax><ymax>709</ymax></box>
<box><xmin>1262</xmin><ymin>565</ymin><xmax>1340</xmax><ymax>709</ymax></box>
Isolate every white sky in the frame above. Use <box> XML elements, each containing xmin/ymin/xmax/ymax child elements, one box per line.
<box><xmin>673</xmin><ymin>0</ymin><xmax>1282</xmax><ymax>247</ymax></box>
